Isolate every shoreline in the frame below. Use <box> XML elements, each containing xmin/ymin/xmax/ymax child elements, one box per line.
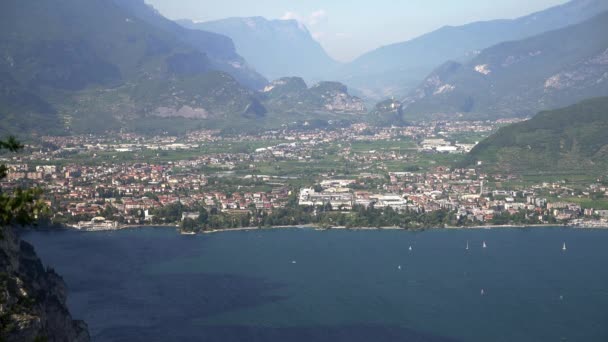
<box><xmin>56</xmin><ymin>222</ymin><xmax>608</xmax><ymax>234</ymax></box>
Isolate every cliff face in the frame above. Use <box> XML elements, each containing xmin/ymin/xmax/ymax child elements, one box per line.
<box><xmin>0</xmin><ymin>227</ymin><xmax>89</xmax><ymax>342</ymax></box>
<box><xmin>263</xmin><ymin>77</ymin><xmax>367</xmax><ymax>115</ymax></box>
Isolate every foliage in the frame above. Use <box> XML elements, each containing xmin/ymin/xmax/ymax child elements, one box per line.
<box><xmin>154</xmin><ymin>196</ymin><xmax>463</xmax><ymax>233</ymax></box>
<box><xmin>0</xmin><ymin>137</ymin><xmax>46</xmax><ymax>236</ymax></box>
<box><xmin>462</xmin><ymin>97</ymin><xmax>608</xmax><ymax>174</ymax></box>
<box><xmin>405</xmin><ymin>12</ymin><xmax>608</xmax><ymax>119</ymax></box>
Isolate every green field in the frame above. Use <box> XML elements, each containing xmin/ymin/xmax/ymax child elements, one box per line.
<box><xmin>349</xmin><ymin>139</ymin><xmax>417</xmax><ymax>153</ymax></box>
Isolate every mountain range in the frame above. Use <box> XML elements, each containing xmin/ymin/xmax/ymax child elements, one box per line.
<box><xmin>112</xmin><ymin>0</ymin><xmax>267</xmax><ymax>90</ymax></box>
<box><xmin>1</xmin><ymin>0</ymin><xmax>607</xmax><ymax>135</ymax></box>
<box><xmin>463</xmin><ymin>96</ymin><xmax>608</xmax><ymax>174</ymax></box>
<box><xmin>333</xmin><ymin>0</ymin><xmax>608</xmax><ymax>101</ymax></box>
<box><xmin>0</xmin><ymin>0</ymin><xmax>269</xmax><ymax>134</ymax></box>
<box><xmin>403</xmin><ymin>11</ymin><xmax>608</xmax><ymax>119</ymax></box>
<box><xmin>179</xmin><ymin>17</ymin><xmax>339</xmax><ymax>82</ymax></box>
<box><xmin>0</xmin><ymin>0</ymin><xmax>365</xmax><ymax>135</ymax></box>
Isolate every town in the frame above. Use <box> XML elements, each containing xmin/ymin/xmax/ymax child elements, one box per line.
<box><xmin>3</xmin><ymin>120</ymin><xmax>607</xmax><ymax>232</ymax></box>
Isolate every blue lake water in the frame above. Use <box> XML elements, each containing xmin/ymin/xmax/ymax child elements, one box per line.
<box><xmin>22</xmin><ymin>227</ymin><xmax>608</xmax><ymax>342</ymax></box>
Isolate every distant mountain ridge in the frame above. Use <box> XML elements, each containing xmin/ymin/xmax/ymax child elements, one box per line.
<box><xmin>0</xmin><ymin>0</ymin><xmax>366</xmax><ymax>135</ymax></box>
<box><xmin>0</xmin><ymin>0</ymin><xmax>266</xmax><ymax>134</ymax></box>
<box><xmin>335</xmin><ymin>0</ymin><xmax>608</xmax><ymax>100</ymax></box>
<box><xmin>403</xmin><ymin>11</ymin><xmax>608</xmax><ymax>119</ymax></box>
<box><xmin>463</xmin><ymin>97</ymin><xmax>608</xmax><ymax>174</ymax></box>
<box><xmin>113</xmin><ymin>0</ymin><xmax>267</xmax><ymax>90</ymax></box>
<box><xmin>178</xmin><ymin>17</ymin><xmax>339</xmax><ymax>82</ymax></box>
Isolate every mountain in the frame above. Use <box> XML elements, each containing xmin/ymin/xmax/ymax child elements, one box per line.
<box><xmin>335</xmin><ymin>0</ymin><xmax>608</xmax><ymax>101</ymax></box>
<box><xmin>113</xmin><ymin>0</ymin><xmax>267</xmax><ymax>90</ymax></box>
<box><xmin>403</xmin><ymin>12</ymin><xmax>608</xmax><ymax>119</ymax></box>
<box><xmin>367</xmin><ymin>99</ymin><xmax>406</xmax><ymax>127</ymax></box>
<box><xmin>178</xmin><ymin>17</ymin><xmax>339</xmax><ymax>82</ymax></box>
<box><xmin>462</xmin><ymin>97</ymin><xmax>608</xmax><ymax>174</ymax></box>
<box><xmin>0</xmin><ymin>0</ymin><xmax>266</xmax><ymax>135</ymax></box>
<box><xmin>262</xmin><ymin>77</ymin><xmax>366</xmax><ymax>115</ymax></box>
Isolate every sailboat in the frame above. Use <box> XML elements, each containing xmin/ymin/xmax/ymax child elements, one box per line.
<box><xmin>408</xmin><ymin>246</ymin><xmax>413</xmax><ymax>252</ymax></box>
<box><xmin>466</xmin><ymin>241</ymin><xmax>469</xmax><ymax>250</ymax></box>
<box><xmin>482</xmin><ymin>241</ymin><xmax>487</xmax><ymax>249</ymax></box>
<box><xmin>398</xmin><ymin>265</ymin><xmax>402</xmax><ymax>270</ymax></box>
<box><xmin>562</xmin><ymin>242</ymin><xmax>567</xmax><ymax>251</ymax></box>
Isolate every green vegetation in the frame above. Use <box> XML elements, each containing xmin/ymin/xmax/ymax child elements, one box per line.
<box><xmin>463</xmin><ymin>97</ymin><xmax>608</xmax><ymax>174</ymax></box>
<box><xmin>0</xmin><ymin>137</ymin><xmax>46</xmax><ymax>232</ymax></box>
<box><xmin>0</xmin><ymin>1</ymin><xmax>371</xmax><ymax>136</ymax></box>
<box><xmin>0</xmin><ymin>0</ymin><xmax>267</xmax><ymax>135</ymax></box>
<box><xmin>443</xmin><ymin>131</ymin><xmax>490</xmax><ymax>145</ymax></box>
<box><xmin>405</xmin><ymin>12</ymin><xmax>608</xmax><ymax>119</ymax></box>
<box><xmin>0</xmin><ymin>136</ymin><xmax>42</xmax><ymax>336</ymax></box>
<box><xmin>367</xmin><ymin>99</ymin><xmax>406</xmax><ymax>127</ymax></box>
<box><xmin>0</xmin><ymin>135</ymin><xmax>85</xmax><ymax>341</ymax></box>
<box><xmin>350</xmin><ymin>139</ymin><xmax>416</xmax><ymax>153</ymax></box>
<box><xmin>546</xmin><ymin>197</ymin><xmax>608</xmax><ymax>210</ymax></box>
<box><xmin>161</xmin><ymin>203</ymin><xmax>463</xmax><ymax>233</ymax></box>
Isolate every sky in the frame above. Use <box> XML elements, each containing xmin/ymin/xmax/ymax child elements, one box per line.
<box><xmin>145</xmin><ymin>0</ymin><xmax>569</xmax><ymax>62</ymax></box>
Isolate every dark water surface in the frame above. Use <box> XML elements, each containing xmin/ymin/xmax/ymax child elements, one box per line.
<box><xmin>22</xmin><ymin>227</ymin><xmax>608</xmax><ymax>341</ymax></box>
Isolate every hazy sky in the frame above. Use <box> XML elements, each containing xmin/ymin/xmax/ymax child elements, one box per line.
<box><xmin>145</xmin><ymin>0</ymin><xmax>569</xmax><ymax>62</ymax></box>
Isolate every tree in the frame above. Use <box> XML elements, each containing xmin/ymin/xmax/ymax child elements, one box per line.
<box><xmin>181</xmin><ymin>218</ymin><xmax>197</xmax><ymax>232</ymax></box>
<box><xmin>198</xmin><ymin>207</ymin><xmax>209</xmax><ymax>225</ymax></box>
<box><xmin>0</xmin><ymin>137</ymin><xmax>46</xmax><ymax>236</ymax></box>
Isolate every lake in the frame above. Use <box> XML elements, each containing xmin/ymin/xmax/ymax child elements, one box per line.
<box><xmin>22</xmin><ymin>227</ymin><xmax>608</xmax><ymax>342</ymax></box>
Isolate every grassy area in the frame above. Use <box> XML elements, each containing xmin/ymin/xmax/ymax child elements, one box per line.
<box><xmin>254</xmin><ymin>158</ymin><xmax>344</xmax><ymax>177</ymax></box>
<box><xmin>521</xmin><ymin>173</ymin><xmax>601</xmax><ymax>185</ymax></box>
<box><xmin>546</xmin><ymin>197</ymin><xmax>608</xmax><ymax>210</ymax></box>
<box><xmin>350</xmin><ymin>139</ymin><xmax>416</xmax><ymax>153</ymax></box>
<box><xmin>443</xmin><ymin>131</ymin><xmax>491</xmax><ymax>144</ymax></box>
<box><xmin>26</xmin><ymin>140</ymin><xmax>293</xmax><ymax>167</ymax></box>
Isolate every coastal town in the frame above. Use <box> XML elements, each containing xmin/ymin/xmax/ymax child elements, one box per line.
<box><xmin>3</xmin><ymin>121</ymin><xmax>607</xmax><ymax>232</ymax></box>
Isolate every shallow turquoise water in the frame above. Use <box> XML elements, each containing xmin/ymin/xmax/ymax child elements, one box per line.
<box><xmin>23</xmin><ymin>227</ymin><xmax>608</xmax><ymax>341</ymax></box>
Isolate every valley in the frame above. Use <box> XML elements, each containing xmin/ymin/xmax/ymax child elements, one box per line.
<box><xmin>2</xmin><ymin>1</ymin><xmax>608</xmax><ymax>341</ymax></box>
<box><xmin>4</xmin><ymin>117</ymin><xmax>607</xmax><ymax>233</ymax></box>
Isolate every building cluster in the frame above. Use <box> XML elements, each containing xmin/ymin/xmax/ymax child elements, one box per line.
<box><xmin>299</xmin><ymin>168</ymin><xmax>608</xmax><ymax>226</ymax></box>
<box><xmin>2</xmin><ymin>121</ymin><xmax>606</xmax><ymax>229</ymax></box>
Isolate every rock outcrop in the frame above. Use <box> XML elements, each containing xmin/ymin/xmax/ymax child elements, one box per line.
<box><xmin>0</xmin><ymin>227</ymin><xmax>89</xmax><ymax>342</ymax></box>
<box><xmin>263</xmin><ymin>77</ymin><xmax>367</xmax><ymax>115</ymax></box>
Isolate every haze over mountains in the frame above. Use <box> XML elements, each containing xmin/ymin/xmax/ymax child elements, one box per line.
<box><xmin>0</xmin><ymin>0</ymin><xmax>269</xmax><ymax>134</ymax></box>
<box><xmin>404</xmin><ymin>11</ymin><xmax>608</xmax><ymax>119</ymax></box>
<box><xmin>334</xmin><ymin>0</ymin><xmax>608</xmax><ymax>100</ymax></box>
<box><xmin>178</xmin><ymin>17</ymin><xmax>339</xmax><ymax>83</ymax></box>
<box><xmin>0</xmin><ymin>0</ymin><xmax>607</xmax><ymax>135</ymax></box>
<box><xmin>0</xmin><ymin>0</ymin><xmax>363</xmax><ymax>135</ymax></box>
<box><xmin>113</xmin><ymin>0</ymin><xmax>267</xmax><ymax>89</ymax></box>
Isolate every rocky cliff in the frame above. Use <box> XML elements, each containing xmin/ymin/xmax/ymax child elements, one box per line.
<box><xmin>263</xmin><ymin>77</ymin><xmax>367</xmax><ymax>115</ymax></box>
<box><xmin>403</xmin><ymin>12</ymin><xmax>608</xmax><ymax>119</ymax></box>
<box><xmin>0</xmin><ymin>227</ymin><xmax>89</xmax><ymax>342</ymax></box>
